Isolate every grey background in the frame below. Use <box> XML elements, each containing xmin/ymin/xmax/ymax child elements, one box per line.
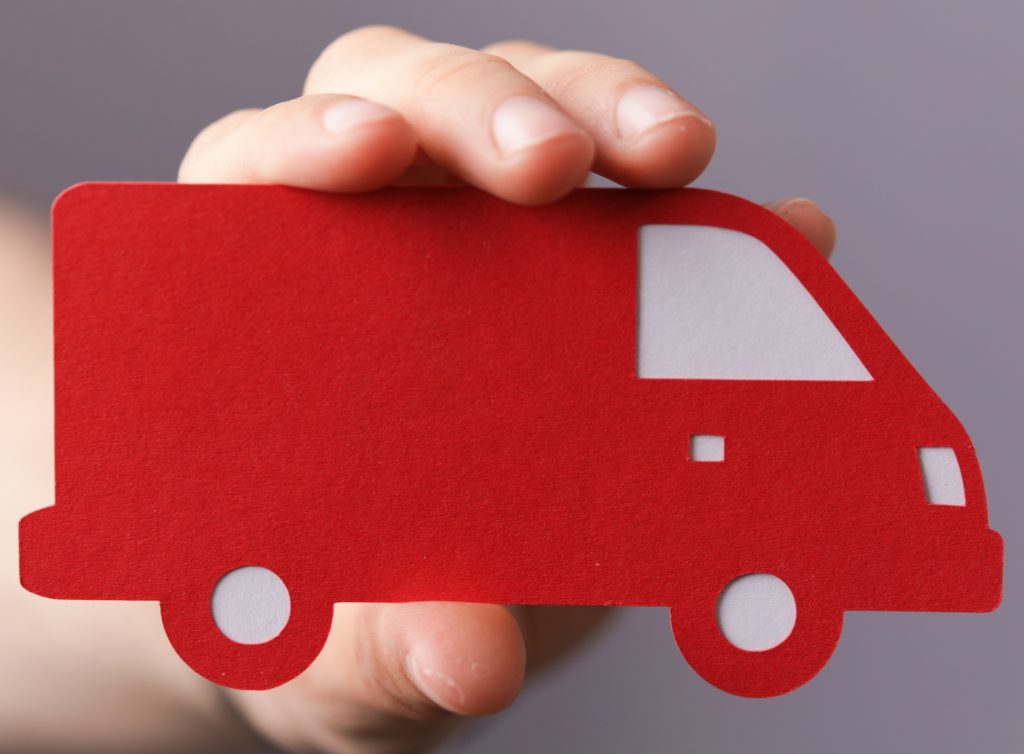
<box><xmin>1</xmin><ymin>1</ymin><xmax>1021</xmax><ymax>752</ymax></box>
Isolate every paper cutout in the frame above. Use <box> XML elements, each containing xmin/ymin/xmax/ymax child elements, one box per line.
<box><xmin>19</xmin><ymin>184</ymin><xmax>1003</xmax><ymax>697</ymax></box>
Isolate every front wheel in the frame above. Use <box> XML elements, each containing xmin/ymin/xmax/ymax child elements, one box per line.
<box><xmin>670</xmin><ymin>570</ymin><xmax>842</xmax><ymax>697</ymax></box>
<box><xmin>161</xmin><ymin>564</ymin><xmax>333</xmax><ymax>690</ymax></box>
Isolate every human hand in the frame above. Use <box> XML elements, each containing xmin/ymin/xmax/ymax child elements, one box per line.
<box><xmin>178</xmin><ymin>25</ymin><xmax>836</xmax><ymax>753</ymax></box>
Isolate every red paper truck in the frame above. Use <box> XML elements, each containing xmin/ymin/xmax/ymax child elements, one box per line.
<box><xmin>20</xmin><ymin>184</ymin><xmax>1002</xmax><ymax>697</ymax></box>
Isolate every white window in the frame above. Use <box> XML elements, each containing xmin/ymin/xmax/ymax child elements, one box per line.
<box><xmin>637</xmin><ymin>225</ymin><xmax>872</xmax><ymax>381</ymax></box>
<box><xmin>689</xmin><ymin>434</ymin><xmax>725</xmax><ymax>462</ymax></box>
<box><xmin>917</xmin><ymin>447</ymin><xmax>966</xmax><ymax>506</ymax></box>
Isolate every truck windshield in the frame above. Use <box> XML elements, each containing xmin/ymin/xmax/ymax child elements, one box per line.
<box><xmin>637</xmin><ymin>224</ymin><xmax>872</xmax><ymax>381</ymax></box>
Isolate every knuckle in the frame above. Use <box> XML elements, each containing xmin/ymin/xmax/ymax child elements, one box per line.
<box><xmin>410</xmin><ymin>46</ymin><xmax>518</xmax><ymax>100</ymax></box>
<box><xmin>481</xmin><ymin>38</ymin><xmax>545</xmax><ymax>59</ymax></box>
<box><xmin>194</xmin><ymin>108</ymin><xmax>254</xmax><ymax>147</ymax></box>
<box><xmin>541</xmin><ymin>50</ymin><xmax>648</xmax><ymax>98</ymax></box>
<box><xmin>321</xmin><ymin>23</ymin><xmax>408</xmax><ymax>57</ymax></box>
<box><xmin>306</xmin><ymin>24</ymin><xmax>413</xmax><ymax>91</ymax></box>
<box><xmin>338</xmin><ymin>23</ymin><xmax>408</xmax><ymax>42</ymax></box>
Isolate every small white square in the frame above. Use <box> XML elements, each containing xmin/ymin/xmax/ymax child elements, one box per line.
<box><xmin>690</xmin><ymin>434</ymin><xmax>725</xmax><ymax>462</ymax></box>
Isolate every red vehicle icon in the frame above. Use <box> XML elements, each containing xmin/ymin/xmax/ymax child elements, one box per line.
<box><xmin>20</xmin><ymin>184</ymin><xmax>1002</xmax><ymax>697</ymax></box>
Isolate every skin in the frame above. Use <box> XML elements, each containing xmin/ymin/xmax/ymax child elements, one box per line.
<box><xmin>0</xmin><ymin>25</ymin><xmax>837</xmax><ymax>754</ymax></box>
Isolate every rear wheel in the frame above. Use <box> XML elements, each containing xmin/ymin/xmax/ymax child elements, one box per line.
<box><xmin>160</xmin><ymin>564</ymin><xmax>332</xmax><ymax>690</ymax></box>
<box><xmin>670</xmin><ymin>570</ymin><xmax>842</xmax><ymax>697</ymax></box>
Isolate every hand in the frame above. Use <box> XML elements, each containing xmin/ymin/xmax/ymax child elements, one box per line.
<box><xmin>179</xmin><ymin>25</ymin><xmax>836</xmax><ymax>753</ymax></box>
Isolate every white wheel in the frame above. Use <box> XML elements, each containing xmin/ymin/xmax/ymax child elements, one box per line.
<box><xmin>715</xmin><ymin>573</ymin><xmax>797</xmax><ymax>652</ymax></box>
<box><xmin>210</xmin><ymin>566</ymin><xmax>291</xmax><ymax>645</ymax></box>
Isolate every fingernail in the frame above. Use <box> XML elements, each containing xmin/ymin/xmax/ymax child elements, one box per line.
<box><xmin>616</xmin><ymin>86</ymin><xmax>710</xmax><ymax>144</ymax></box>
<box><xmin>406</xmin><ymin>651</ymin><xmax>467</xmax><ymax>711</ymax></box>
<box><xmin>321</xmin><ymin>97</ymin><xmax>397</xmax><ymax>135</ymax></box>
<box><xmin>492</xmin><ymin>96</ymin><xmax>581</xmax><ymax>157</ymax></box>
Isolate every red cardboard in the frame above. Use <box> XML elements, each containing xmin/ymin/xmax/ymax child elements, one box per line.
<box><xmin>19</xmin><ymin>184</ymin><xmax>1003</xmax><ymax>697</ymax></box>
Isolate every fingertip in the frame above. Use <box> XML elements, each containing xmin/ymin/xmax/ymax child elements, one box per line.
<box><xmin>768</xmin><ymin>197</ymin><xmax>837</xmax><ymax>258</ymax></box>
<box><xmin>493</xmin><ymin>131</ymin><xmax>596</xmax><ymax>205</ymax></box>
<box><xmin>610</xmin><ymin>110</ymin><xmax>717</xmax><ymax>187</ymax></box>
<box><xmin>179</xmin><ymin>94</ymin><xmax>419</xmax><ymax>191</ymax></box>
<box><xmin>484</xmin><ymin>43</ymin><xmax>719</xmax><ymax>191</ymax></box>
<box><xmin>475</xmin><ymin>95</ymin><xmax>595</xmax><ymax>205</ymax></box>
<box><xmin>604</xmin><ymin>86</ymin><xmax>716</xmax><ymax>187</ymax></box>
<box><xmin>400</xmin><ymin>603</ymin><xmax>526</xmax><ymax>715</ymax></box>
<box><xmin>274</xmin><ymin>95</ymin><xmax>419</xmax><ymax>192</ymax></box>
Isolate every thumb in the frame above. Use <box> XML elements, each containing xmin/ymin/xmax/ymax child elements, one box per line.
<box><xmin>228</xmin><ymin>601</ymin><xmax>526</xmax><ymax>753</ymax></box>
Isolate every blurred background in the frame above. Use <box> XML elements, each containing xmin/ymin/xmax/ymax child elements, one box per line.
<box><xmin>1</xmin><ymin>1</ymin><xmax>1021</xmax><ymax>752</ymax></box>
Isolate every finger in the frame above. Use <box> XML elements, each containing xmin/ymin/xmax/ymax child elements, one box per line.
<box><xmin>230</xmin><ymin>602</ymin><xmax>525</xmax><ymax>751</ymax></box>
<box><xmin>305</xmin><ymin>25</ymin><xmax>595</xmax><ymax>205</ymax></box>
<box><xmin>483</xmin><ymin>40</ymin><xmax>715</xmax><ymax>188</ymax></box>
<box><xmin>765</xmin><ymin>197</ymin><xmax>837</xmax><ymax>258</ymax></box>
<box><xmin>346</xmin><ymin>602</ymin><xmax>525</xmax><ymax>717</ymax></box>
<box><xmin>178</xmin><ymin>94</ymin><xmax>418</xmax><ymax>191</ymax></box>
